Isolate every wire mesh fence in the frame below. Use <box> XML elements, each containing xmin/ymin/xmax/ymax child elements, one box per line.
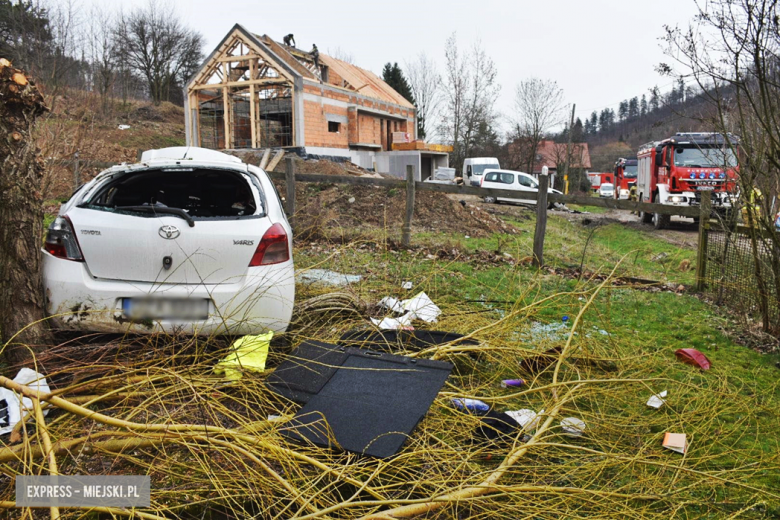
<box><xmin>706</xmin><ymin>225</ymin><xmax>780</xmax><ymax>333</ymax></box>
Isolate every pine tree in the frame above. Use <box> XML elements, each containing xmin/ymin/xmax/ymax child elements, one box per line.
<box><xmin>677</xmin><ymin>77</ymin><xmax>685</xmax><ymax>104</ymax></box>
<box><xmin>589</xmin><ymin>111</ymin><xmax>598</xmax><ymax>133</ymax></box>
<box><xmin>381</xmin><ymin>62</ymin><xmax>415</xmax><ymax>105</ymax></box>
<box><xmin>640</xmin><ymin>94</ymin><xmax>648</xmax><ymax>116</ymax></box>
<box><xmin>628</xmin><ymin>96</ymin><xmax>639</xmax><ymax>119</ymax></box>
<box><xmin>650</xmin><ymin>88</ymin><xmax>660</xmax><ymax>111</ymax></box>
<box><xmin>572</xmin><ymin>117</ymin><xmax>583</xmax><ymax>141</ymax></box>
<box><xmin>618</xmin><ymin>100</ymin><xmax>628</xmax><ymax>121</ymax></box>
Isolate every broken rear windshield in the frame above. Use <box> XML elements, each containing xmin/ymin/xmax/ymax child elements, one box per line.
<box><xmin>82</xmin><ymin>168</ymin><xmax>264</xmax><ymax>219</ymax></box>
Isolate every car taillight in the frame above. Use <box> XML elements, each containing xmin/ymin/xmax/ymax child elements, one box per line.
<box><xmin>44</xmin><ymin>216</ymin><xmax>84</xmax><ymax>262</ymax></box>
<box><xmin>249</xmin><ymin>223</ymin><xmax>289</xmax><ymax>266</ymax></box>
<box><xmin>480</xmin><ymin>176</ymin><xmax>484</xmax><ymax>186</ymax></box>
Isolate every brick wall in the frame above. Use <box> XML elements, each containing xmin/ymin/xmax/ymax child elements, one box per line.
<box><xmin>301</xmin><ymin>82</ymin><xmax>417</xmax><ymax>149</ymax></box>
<box><xmin>303</xmin><ymin>100</ymin><xmax>349</xmax><ymax>148</ymax></box>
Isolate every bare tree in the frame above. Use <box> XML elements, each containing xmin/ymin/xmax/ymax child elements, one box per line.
<box><xmin>85</xmin><ymin>4</ymin><xmax>116</xmax><ymax>112</ymax></box>
<box><xmin>405</xmin><ymin>51</ymin><xmax>441</xmax><ymax>140</ymax></box>
<box><xmin>327</xmin><ymin>47</ymin><xmax>355</xmax><ymax>65</ymax></box>
<box><xmin>662</xmin><ymin>0</ymin><xmax>780</xmax><ymax>332</ymax></box>
<box><xmin>511</xmin><ymin>78</ymin><xmax>564</xmax><ymax>174</ymax></box>
<box><xmin>440</xmin><ymin>33</ymin><xmax>499</xmax><ymax>171</ymax></box>
<box><xmin>115</xmin><ymin>0</ymin><xmax>203</xmax><ymax>105</ymax></box>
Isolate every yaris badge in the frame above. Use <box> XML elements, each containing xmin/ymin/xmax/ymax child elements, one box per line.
<box><xmin>159</xmin><ymin>225</ymin><xmax>180</xmax><ymax>240</ymax></box>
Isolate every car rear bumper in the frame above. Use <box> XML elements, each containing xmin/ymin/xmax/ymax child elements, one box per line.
<box><xmin>42</xmin><ymin>251</ymin><xmax>295</xmax><ymax>335</ymax></box>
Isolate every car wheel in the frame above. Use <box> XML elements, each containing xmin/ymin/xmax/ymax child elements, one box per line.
<box><xmin>484</xmin><ymin>196</ymin><xmax>496</xmax><ymax>204</ymax></box>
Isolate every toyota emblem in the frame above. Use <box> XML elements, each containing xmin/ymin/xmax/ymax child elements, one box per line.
<box><xmin>159</xmin><ymin>225</ymin><xmax>180</xmax><ymax>240</ymax></box>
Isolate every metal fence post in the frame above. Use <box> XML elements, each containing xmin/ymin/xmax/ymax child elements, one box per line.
<box><xmin>533</xmin><ymin>168</ymin><xmax>549</xmax><ymax>267</ymax></box>
<box><xmin>402</xmin><ymin>165</ymin><xmax>415</xmax><ymax>247</ymax></box>
<box><xmin>285</xmin><ymin>156</ymin><xmax>296</xmax><ymax>226</ymax></box>
<box><xmin>695</xmin><ymin>190</ymin><xmax>712</xmax><ymax>291</ymax></box>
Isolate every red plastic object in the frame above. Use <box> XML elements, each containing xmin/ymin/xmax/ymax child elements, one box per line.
<box><xmin>675</xmin><ymin>348</ymin><xmax>711</xmax><ymax>370</ymax></box>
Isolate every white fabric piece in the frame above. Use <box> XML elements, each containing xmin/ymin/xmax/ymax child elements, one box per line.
<box><xmin>506</xmin><ymin>409</ymin><xmax>539</xmax><ymax>430</ymax></box>
<box><xmin>378</xmin><ymin>296</ymin><xmax>403</xmax><ymax>313</ymax></box>
<box><xmin>646</xmin><ymin>390</ymin><xmax>668</xmax><ymax>409</ymax></box>
<box><xmin>402</xmin><ymin>292</ymin><xmax>441</xmax><ymax>323</ymax></box>
<box><xmin>0</xmin><ymin>369</ymin><xmax>50</xmax><ymax>436</ymax></box>
<box><xmin>371</xmin><ymin>313</ymin><xmax>413</xmax><ymax>330</ymax></box>
<box><xmin>561</xmin><ymin>417</ymin><xmax>586</xmax><ymax>437</ymax></box>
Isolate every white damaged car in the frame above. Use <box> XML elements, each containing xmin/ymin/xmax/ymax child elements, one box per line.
<box><xmin>42</xmin><ymin>147</ymin><xmax>294</xmax><ymax>335</ymax></box>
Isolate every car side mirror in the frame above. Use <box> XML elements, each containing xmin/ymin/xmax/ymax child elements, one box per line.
<box><xmin>655</xmin><ymin>147</ymin><xmax>664</xmax><ymax>166</ymax></box>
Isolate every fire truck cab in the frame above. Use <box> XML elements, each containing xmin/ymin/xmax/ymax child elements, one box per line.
<box><xmin>636</xmin><ymin>132</ymin><xmax>738</xmax><ymax>229</ymax></box>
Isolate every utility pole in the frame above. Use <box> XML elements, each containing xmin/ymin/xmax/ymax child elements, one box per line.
<box><xmin>564</xmin><ymin>103</ymin><xmax>576</xmax><ymax>195</ymax></box>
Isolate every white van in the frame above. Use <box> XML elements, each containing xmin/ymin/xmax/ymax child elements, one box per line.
<box><xmin>463</xmin><ymin>157</ymin><xmax>500</xmax><ymax>186</ymax></box>
<box><xmin>480</xmin><ymin>169</ymin><xmax>561</xmax><ymax>207</ymax></box>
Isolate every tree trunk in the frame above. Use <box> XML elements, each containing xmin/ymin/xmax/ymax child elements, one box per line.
<box><xmin>0</xmin><ymin>59</ymin><xmax>50</xmax><ymax>364</ymax></box>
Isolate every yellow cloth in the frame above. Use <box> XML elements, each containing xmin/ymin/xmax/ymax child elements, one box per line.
<box><xmin>214</xmin><ymin>332</ymin><xmax>273</xmax><ymax>380</ymax></box>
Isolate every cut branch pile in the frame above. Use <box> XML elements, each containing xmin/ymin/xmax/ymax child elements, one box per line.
<box><xmin>0</xmin><ymin>257</ymin><xmax>778</xmax><ymax>519</ymax></box>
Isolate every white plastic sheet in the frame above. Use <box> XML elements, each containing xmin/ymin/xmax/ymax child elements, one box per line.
<box><xmin>0</xmin><ymin>369</ymin><xmax>51</xmax><ymax>435</ymax></box>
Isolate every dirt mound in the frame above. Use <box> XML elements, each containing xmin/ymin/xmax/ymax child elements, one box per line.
<box><xmin>288</xmin><ymin>182</ymin><xmax>520</xmax><ymax>239</ymax></box>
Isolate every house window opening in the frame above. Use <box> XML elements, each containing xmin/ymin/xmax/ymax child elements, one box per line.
<box><xmin>328</xmin><ymin>121</ymin><xmax>340</xmax><ymax>133</ymax></box>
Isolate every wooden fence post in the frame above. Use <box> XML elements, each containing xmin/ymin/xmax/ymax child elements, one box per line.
<box><xmin>695</xmin><ymin>190</ymin><xmax>712</xmax><ymax>291</ymax></box>
<box><xmin>533</xmin><ymin>171</ymin><xmax>549</xmax><ymax>267</ymax></box>
<box><xmin>285</xmin><ymin>156</ymin><xmax>296</xmax><ymax>226</ymax></box>
<box><xmin>72</xmin><ymin>152</ymin><xmax>80</xmax><ymax>192</ymax></box>
<box><xmin>402</xmin><ymin>164</ymin><xmax>415</xmax><ymax>247</ymax></box>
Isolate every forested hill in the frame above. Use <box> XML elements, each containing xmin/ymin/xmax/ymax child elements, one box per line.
<box><xmin>583</xmin><ymin>82</ymin><xmax>721</xmax><ymax>171</ymax></box>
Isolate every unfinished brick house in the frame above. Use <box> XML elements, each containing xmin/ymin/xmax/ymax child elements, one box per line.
<box><xmin>184</xmin><ymin>24</ymin><xmax>449</xmax><ymax>179</ymax></box>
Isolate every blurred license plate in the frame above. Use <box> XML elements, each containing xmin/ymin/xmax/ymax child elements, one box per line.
<box><xmin>696</xmin><ymin>186</ymin><xmax>715</xmax><ymax>191</ymax></box>
<box><xmin>122</xmin><ymin>298</ymin><xmax>209</xmax><ymax>320</ymax></box>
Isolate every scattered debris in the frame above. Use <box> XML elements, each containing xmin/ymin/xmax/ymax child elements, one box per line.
<box><xmin>378</xmin><ymin>296</ymin><xmax>403</xmax><ymax>313</ymax></box>
<box><xmin>214</xmin><ymin>333</ymin><xmax>272</xmax><ymax>380</ymax></box>
<box><xmin>651</xmin><ymin>252</ymin><xmax>670</xmax><ymax>262</ymax></box>
<box><xmin>506</xmin><ymin>409</ymin><xmax>541</xmax><ymax>430</ymax></box>
<box><xmin>647</xmin><ymin>390</ymin><xmax>668</xmax><ymax>409</ymax></box>
<box><xmin>500</xmin><ymin>379</ymin><xmax>525</xmax><ymax>388</ymax></box>
<box><xmin>371</xmin><ymin>314</ymin><xmax>413</xmax><ymax>330</ymax></box>
<box><xmin>663</xmin><ymin>432</ymin><xmax>687</xmax><ymax>454</ymax></box>
<box><xmin>296</xmin><ymin>269</ymin><xmax>362</xmax><ymax>286</ymax></box>
<box><xmin>0</xmin><ymin>369</ymin><xmax>50</xmax><ymax>436</ymax></box>
<box><xmin>675</xmin><ymin>348</ymin><xmax>712</xmax><ymax>370</ymax></box>
<box><xmin>521</xmin><ymin>322</ymin><xmax>570</xmax><ymax>343</ymax></box>
<box><xmin>402</xmin><ymin>281</ymin><xmax>413</xmax><ymax>290</ymax></box>
<box><xmin>452</xmin><ymin>398</ymin><xmax>490</xmax><ymax>414</ymax></box>
<box><xmin>561</xmin><ymin>417</ymin><xmax>586</xmax><ymax>437</ymax></box>
<box><xmin>403</xmin><ymin>292</ymin><xmax>441</xmax><ymax>323</ymax></box>
<box><xmin>117</xmin><ymin>124</ymin><xmax>131</xmax><ymax>130</ymax></box>
<box><xmin>266</xmin><ymin>341</ymin><xmax>348</xmax><ymax>403</ymax></box>
<box><xmin>475</xmin><ymin>410</ymin><xmax>524</xmax><ymax>441</ymax></box>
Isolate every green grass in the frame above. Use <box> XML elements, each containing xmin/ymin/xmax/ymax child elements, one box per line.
<box><xmin>292</xmin><ymin>219</ymin><xmax>780</xmax><ymax>512</ymax></box>
<box><xmin>413</xmin><ymin>211</ymin><xmax>697</xmax><ymax>285</ymax></box>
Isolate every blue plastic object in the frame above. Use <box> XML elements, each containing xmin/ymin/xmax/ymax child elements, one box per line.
<box><xmin>451</xmin><ymin>398</ymin><xmax>489</xmax><ymax>414</ymax></box>
<box><xmin>562</xmin><ymin>315</ymin><xmax>570</xmax><ymax>323</ymax></box>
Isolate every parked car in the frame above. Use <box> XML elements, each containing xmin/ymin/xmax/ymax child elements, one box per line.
<box><xmin>42</xmin><ymin>147</ymin><xmax>295</xmax><ymax>336</ymax></box>
<box><xmin>480</xmin><ymin>169</ymin><xmax>561</xmax><ymax>207</ymax></box>
<box><xmin>598</xmin><ymin>183</ymin><xmax>615</xmax><ymax>198</ymax></box>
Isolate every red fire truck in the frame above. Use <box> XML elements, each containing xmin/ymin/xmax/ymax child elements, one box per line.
<box><xmin>636</xmin><ymin>132</ymin><xmax>738</xmax><ymax>229</ymax></box>
<box><xmin>587</xmin><ymin>172</ymin><xmax>614</xmax><ymax>191</ymax></box>
<box><xmin>613</xmin><ymin>157</ymin><xmax>638</xmax><ymax>199</ymax></box>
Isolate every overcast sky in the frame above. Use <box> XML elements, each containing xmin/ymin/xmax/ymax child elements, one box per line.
<box><xmin>106</xmin><ymin>0</ymin><xmax>702</xmax><ymax>134</ymax></box>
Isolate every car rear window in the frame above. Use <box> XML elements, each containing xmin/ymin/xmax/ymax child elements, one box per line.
<box><xmin>82</xmin><ymin>168</ymin><xmax>264</xmax><ymax>219</ymax></box>
<box><xmin>499</xmin><ymin>173</ymin><xmax>515</xmax><ymax>184</ymax></box>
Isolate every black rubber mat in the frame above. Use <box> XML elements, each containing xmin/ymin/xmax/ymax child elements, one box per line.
<box><xmin>281</xmin><ymin>348</ymin><xmax>453</xmax><ymax>458</ymax></box>
<box><xmin>265</xmin><ymin>341</ymin><xmax>348</xmax><ymax>403</ymax></box>
<box><xmin>338</xmin><ymin>329</ymin><xmax>478</xmax><ymax>353</ymax></box>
